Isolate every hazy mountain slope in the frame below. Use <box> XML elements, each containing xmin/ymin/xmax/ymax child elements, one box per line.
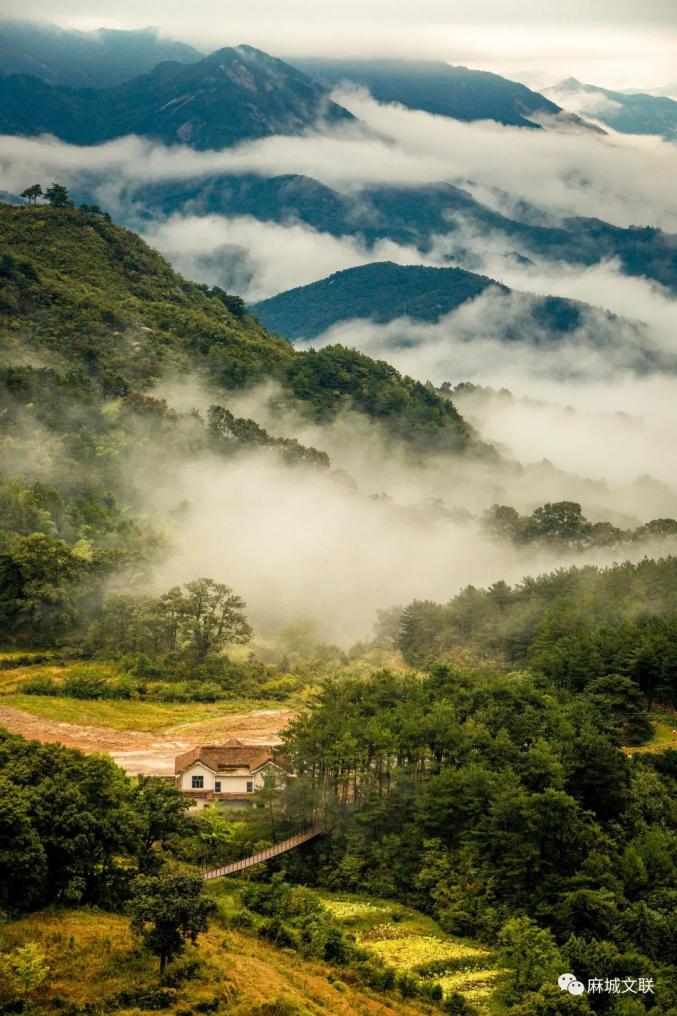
<box><xmin>0</xmin><ymin>21</ymin><xmax>202</xmax><ymax>88</ymax></box>
<box><xmin>251</xmin><ymin>261</ymin><xmax>658</xmax><ymax>367</ymax></box>
<box><xmin>293</xmin><ymin>57</ymin><xmax>568</xmax><ymax>128</ymax></box>
<box><xmin>253</xmin><ymin>262</ymin><xmax>501</xmax><ymax>336</ymax></box>
<box><xmin>121</xmin><ymin>174</ymin><xmax>677</xmax><ymax>294</ymax></box>
<box><xmin>0</xmin><ymin>45</ymin><xmax>355</xmax><ymax>148</ymax></box>
<box><xmin>0</xmin><ymin>203</ymin><xmax>475</xmax><ymax>454</ymax></box>
<box><xmin>549</xmin><ymin>78</ymin><xmax>677</xmax><ymax>140</ymax></box>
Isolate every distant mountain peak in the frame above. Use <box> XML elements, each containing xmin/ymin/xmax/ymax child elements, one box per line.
<box><xmin>292</xmin><ymin>56</ymin><xmax>562</xmax><ymax>129</ymax></box>
<box><xmin>0</xmin><ymin>40</ymin><xmax>356</xmax><ymax>149</ymax></box>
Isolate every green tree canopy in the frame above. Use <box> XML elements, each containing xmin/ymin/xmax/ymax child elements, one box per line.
<box><xmin>44</xmin><ymin>182</ymin><xmax>73</xmax><ymax>208</ymax></box>
<box><xmin>130</xmin><ymin>867</ymin><xmax>215</xmax><ymax>972</ymax></box>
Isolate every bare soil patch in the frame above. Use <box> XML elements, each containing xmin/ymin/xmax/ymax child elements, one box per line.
<box><xmin>0</xmin><ymin>703</ymin><xmax>294</xmax><ymax>775</ymax></box>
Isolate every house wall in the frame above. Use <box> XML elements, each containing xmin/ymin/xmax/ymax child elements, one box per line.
<box><xmin>179</xmin><ymin>762</ymin><xmax>274</xmax><ymax>793</ymax></box>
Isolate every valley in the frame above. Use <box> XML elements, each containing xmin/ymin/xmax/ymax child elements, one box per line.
<box><xmin>0</xmin><ymin>10</ymin><xmax>676</xmax><ymax>1016</ymax></box>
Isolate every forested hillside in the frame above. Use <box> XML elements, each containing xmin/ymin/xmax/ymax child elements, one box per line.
<box><xmin>0</xmin><ymin>199</ymin><xmax>480</xmax><ymax>647</ymax></box>
<box><xmin>251</xmin><ymin>261</ymin><xmax>636</xmax><ymax>344</ymax></box>
<box><xmin>397</xmin><ymin>558</ymin><xmax>677</xmax><ymax>707</ymax></box>
<box><xmin>282</xmin><ymin>666</ymin><xmax>677</xmax><ymax>1015</ymax></box>
<box><xmin>0</xmin><ymin>202</ymin><xmax>474</xmax><ymax>445</ymax></box>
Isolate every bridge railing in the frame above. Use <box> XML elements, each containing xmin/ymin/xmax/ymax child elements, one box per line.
<box><xmin>202</xmin><ymin>824</ymin><xmax>325</xmax><ymax>881</ymax></box>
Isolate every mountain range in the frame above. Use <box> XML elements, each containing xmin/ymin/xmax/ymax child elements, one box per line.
<box><xmin>0</xmin><ymin>24</ymin><xmax>607</xmax><ymax>149</ymax></box>
<box><xmin>0</xmin><ymin>21</ymin><xmax>202</xmax><ymax>87</ymax></box>
<box><xmin>0</xmin><ymin>43</ymin><xmax>354</xmax><ymax>148</ymax></box>
<box><xmin>547</xmin><ymin>78</ymin><xmax>677</xmax><ymax>141</ymax></box>
<box><xmin>3</xmin><ymin>22</ymin><xmax>676</xmax><ymax>310</ymax></box>
<box><xmin>293</xmin><ymin>57</ymin><xmax>601</xmax><ymax>132</ymax></box>
<box><xmin>124</xmin><ymin>175</ymin><xmax>677</xmax><ymax>296</ymax></box>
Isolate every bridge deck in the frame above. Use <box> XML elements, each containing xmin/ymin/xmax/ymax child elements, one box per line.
<box><xmin>202</xmin><ymin>824</ymin><xmax>325</xmax><ymax>881</ymax></box>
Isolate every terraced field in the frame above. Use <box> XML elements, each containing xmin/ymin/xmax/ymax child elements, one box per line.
<box><xmin>320</xmin><ymin>893</ymin><xmax>506</xmax><ymax>1009</ymax></box>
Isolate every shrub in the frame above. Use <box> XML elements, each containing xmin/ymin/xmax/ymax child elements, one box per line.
<box><xmin>396</xmin><ymin>971</ymin><xmax>422</xmax><ymax>998</ymax></box>
<box><xmin>161</xmin><ymin>953</ymin><xmax>203</xmax><ymax>986</ymax></box>
<box><xmin>354</xmin><ymin>959</ymin><xmax>396</xmax><ymax>991</ymax></box>
<box><xmin>443</xmin><ymin>992</ymin><xmax>479</xmax><ymax>1016</ymax></box>
<box><xmin>110</xmin><ymin>987</ymin><xmax>177</xmax><ymax>1009</ymax></box>
<box><xmin>258</xmin><ymin>916</ymin><xmax>298</xmax><ymax>950</ymax></box>
<box><xmin>23</xmin><ymin>674</ymin><xmax>58</xmax><ymax>695</ymax></box>
<box><xmin>249</xmin><ymin>998</ymin><xmax>312</xmax><ymax>1016</ymax></box>
<box><xmin>229</xmin><ymin>908</ymin><xmax>256</xmax><ymax>929</ymax></box>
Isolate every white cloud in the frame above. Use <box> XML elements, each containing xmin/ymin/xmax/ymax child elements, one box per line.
<box><xmin>2</xmin><ymin>89</ymin><xmax>676</xmax><ymax>233</ymax></box>
<box><xmin>2</xmin><ymin>6</ymin><xmax>675</xmax><ymax>90</ymax></box>
<box><xmin>139</xmin><ymin>213</ymin><xmax>427</xmax><ymax>302</ymax></box>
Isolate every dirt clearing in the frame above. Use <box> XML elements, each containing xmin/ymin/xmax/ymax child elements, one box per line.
<box><xmin>0</xmin><ymin>703</ymin><xmax>295</xmax><ymax>775</ymax></box>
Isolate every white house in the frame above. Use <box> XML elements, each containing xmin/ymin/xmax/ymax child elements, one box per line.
<box><xmin>174</xmin><ymin>739</ymin><xmax>294</xmax><ymax>809</ymax></box>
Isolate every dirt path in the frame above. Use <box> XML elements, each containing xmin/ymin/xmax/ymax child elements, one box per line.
<box><xmin>0</xmin><ymin>703</ymin><xmax>295</xmax><ymax>776</ymax></box>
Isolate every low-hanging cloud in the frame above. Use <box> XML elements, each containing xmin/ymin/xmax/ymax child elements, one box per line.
<box><xmin>1</xmin><ymin>6</ymin><xmax>675</xmax><ymax>91</ymax></box>
<box><xmin>2</xmin><ymin>87</ymin><xmax>677</xmax><ymax>232</ymax></box>
<box><xmin>135</xmin><ymin>376</ymin><xmax>677</xmax><ymax>643</ymax></box>
<box><xmin>139</xmin><ymin>213</ymin><xmax>428</xmax><ymax>302</ymax></box>
<box><xmin>332</xmin><ymin>88</ymin><xmax>677</xmax><ymax>230</ymax></box>
<box><xmin>301</xmin><ymin>296</ymin><xmax>677</xmax><ymax>492</ymax></box>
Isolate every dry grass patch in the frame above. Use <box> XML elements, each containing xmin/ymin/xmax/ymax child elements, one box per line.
<box><xmin>1</xmin><ymin>909</ymin><xmax>437</xmax><ymax>1016</ymax></box>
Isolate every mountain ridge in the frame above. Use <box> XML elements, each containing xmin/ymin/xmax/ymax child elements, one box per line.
<box><xmin>0</xmin><ymin>21</ymin><xmax>203</xmax><ymax>88</ymax></box>
<box><xmin>115</xmin><ymin>174</ymin><xmax>677</xmax><ymax>295</ymax></box>
<box><xmin>251</xmin><ymin>260</ymin><xmax>666</xmax><ymax>375</ymax></box>
<box><xmin>0</xmin><ymin>44</ymin><xmax>356</xmax><ymax>149</ymax></box>
<box><xmin>547</xmin><ymin>77</ymin><xmax>677</xmax><ymax>141</ymax></box>
<box><xmin>0</xmin><ymin>202</ymin><xmax>477</xmax><ymax>456</ymax></box>
<box><xmin>291</xmin><ymin>56</ymin><xmax>602</xmax><ymax>133</ymax></box>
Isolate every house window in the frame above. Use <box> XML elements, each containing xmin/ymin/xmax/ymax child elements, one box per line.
<box><xmin>214</xmin><ymin>781</ymin><xmax>221</xmax><ymax>792</ymax></box>
<box><xmin>246</xmin><ymin>780</ymin><xmax>254</xmax><ymax>793</ymax></box>
<box><xmin>191</xmin><ymin>775</ymin><xmax>204</xmax><ymax>789</ymax></box>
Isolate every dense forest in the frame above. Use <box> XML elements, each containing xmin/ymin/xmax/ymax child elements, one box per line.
<box><xmin>281</xmin><ymin>668</ymin><xmax>677</xmax><ymax>1013</ymax></box>
<box><xmin>396</xmin><ymin>558</ymin><xmax>677</xmax><ymax>707</ymax></box>
<box><xmin>0</xmin><ymin>199</ymin><xmax>484</xmax><ymax>648</ymax></box>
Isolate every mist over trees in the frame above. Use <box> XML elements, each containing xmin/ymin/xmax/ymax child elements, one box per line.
<box><xmin>397</xmin><ymin>558</ymin><xmax>677</xmax><ymax>708</ymax></box>
<box><xmin>0</xmin><ymin>91</ymin><xmax>676</xmax><ymax>1015</ymax></box>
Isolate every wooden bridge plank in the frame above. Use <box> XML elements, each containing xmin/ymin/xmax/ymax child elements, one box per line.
<box><xmin>202</xmin><ymin>825</ymin><xmax>325</xmax><ymax>881</ymax></box>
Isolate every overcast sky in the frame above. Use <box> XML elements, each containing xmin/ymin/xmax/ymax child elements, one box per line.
<box><xmin>3</xmin><ymin>0</ymin><xmax>676</xmax><ymax>90</ymax></box>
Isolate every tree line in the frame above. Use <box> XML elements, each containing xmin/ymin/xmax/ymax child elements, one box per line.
<box><xmin>396</xmin><ymin>558</ymin><xmax>677</xmax><ymax>707</ymax></box>
<box><xmin>20</xmin><ymin>181</ymin><xmax>111</xmax><ymax>219</ymax></box>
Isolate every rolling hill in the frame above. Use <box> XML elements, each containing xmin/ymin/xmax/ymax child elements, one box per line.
<box><xmin>253</xmin><ymin>262</ymin><xmax>501</xmax><ymax>337</ymax></box>
<box><xmin>0</xmin><ymin>44</ymin><xmax>356</xmax><ymax>149</ymax></box>
<box><xmin>250</xmin><ymin>260</ymin><xmax>653</xmax><ymax>357</ymax></box>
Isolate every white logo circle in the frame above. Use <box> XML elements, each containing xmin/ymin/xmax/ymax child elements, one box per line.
<box><xmin>558</xmin><ymin>974</ymin><xmax>576</xmax><ymax>991</ymax></box>
<box><xmin>569</xmin><ymin>981</ymin><xmax>585</xmax><ymax>996</ymax></box>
